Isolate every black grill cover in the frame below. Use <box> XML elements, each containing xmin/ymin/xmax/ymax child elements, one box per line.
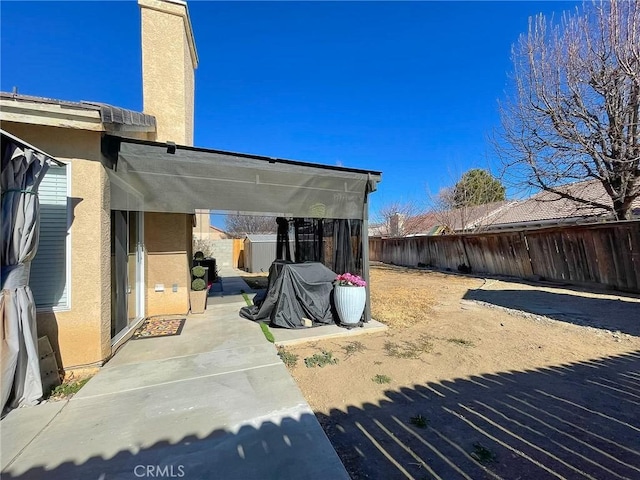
<box><xmin>240</xmin><ymin>261</ymin><xmax>337</xmax><ymax>328</ymax></box>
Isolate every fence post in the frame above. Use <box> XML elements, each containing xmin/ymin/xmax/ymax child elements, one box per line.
<box><xmin>522</xmin><ymin>231</ymin><xmax>535</xmax><ymax>279</ymax></box>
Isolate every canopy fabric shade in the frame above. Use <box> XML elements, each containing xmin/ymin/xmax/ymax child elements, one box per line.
<box><xmin>102</xmin><ymin>135</ymin><xmax>381</xmax><ymax>219</ymax></box>
<box><xmin>1</xmin><ymin>130</ymin><xmax>62</xmax><ymax>412</ymax></box>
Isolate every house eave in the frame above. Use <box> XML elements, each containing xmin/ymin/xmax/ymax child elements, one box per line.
<box><xmin>476</xmin><ymin>214</ymin><xmax>619</xmax><ymax>233</ymax></box>
<box><xmin>0</xmin><ymin>96</ymin><xmax>157</xmax><ymax>135</ymax></box>
<box><xmin>1</xmin><ymin>98</ymin><xmax>105</xmax><ymax>131</ymax></box>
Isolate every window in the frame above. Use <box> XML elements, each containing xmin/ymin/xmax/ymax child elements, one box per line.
<box><xmin>30</xmin><ymin>165</ymin><xmax>69</xmax><ymax>310</ymax></box>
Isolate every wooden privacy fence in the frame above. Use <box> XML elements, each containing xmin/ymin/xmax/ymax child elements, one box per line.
<box><xmin>369</xmin><ymin>221</ymin><xmax>640</xmax><ymax>293</ymax></box>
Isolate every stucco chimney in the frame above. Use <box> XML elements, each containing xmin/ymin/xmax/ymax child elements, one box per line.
<box><xmin>390</xmin><ymin>213</ymin><xmax>405</xmax><ymax>237</ymax></box>
<box><xmin>139</xmin><ymin>0</ymin><xmax>198</xmax><ymax>146</ymax></box>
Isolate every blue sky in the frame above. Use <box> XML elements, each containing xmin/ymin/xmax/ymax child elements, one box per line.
<box><xmin>1</xmin><ymin>0</ymin><xmax>580</xmax><ymax>221</ymax></box>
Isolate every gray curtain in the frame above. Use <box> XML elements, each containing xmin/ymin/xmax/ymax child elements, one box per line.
<box><xmin>332</xmin><ymin>219</ymin><xmax>357</xmax><ymax>275</ymax></box>
<box><xmin>1</xmin><ymin>138</ymin><xmax>50</xmax><ymax>412</ymax></box>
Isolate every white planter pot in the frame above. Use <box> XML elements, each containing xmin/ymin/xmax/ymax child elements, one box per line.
<box><xmin>189</xmin><ymin>289</ymin><xmax>208</xmax><ymax>314</ymax></box>
<box><xmin>334</xmin><ymin>285</ymin><xmax>366</xmax><ymax>325</ymax></box>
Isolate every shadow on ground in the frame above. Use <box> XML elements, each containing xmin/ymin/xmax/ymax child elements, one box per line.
<box><xmin>4</xmin><ymin>346</ymin><xmax>639</xmax><ymax>479</ymax></box>
<box><xmin>318</xmin><ymin>350</ymin><xmax>640</xmax><ymax>480</ymax></box>
<box><xmin>2</xmin><ymin>413</ymin><xmax>343</xmax><ymax>480</ymax></box>
<box><xmin>464</xmin><ymin>289</ymin><xmax>640</xmax><ymax>337</ymax></box>
<box><xmin>379</xmin><ymin>262</ymin><xmax>640</xmax><ymax>302</ymax></box>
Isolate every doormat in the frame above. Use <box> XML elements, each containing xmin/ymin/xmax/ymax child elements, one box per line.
<box><xmin>132</xmin><ymin>317</ymin><xmax>186</xmax><ymax>340</ymax></box>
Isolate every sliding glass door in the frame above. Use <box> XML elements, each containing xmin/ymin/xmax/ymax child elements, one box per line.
<box><xmin>111</xmin><ymin>211</ymin><xmax>144</xmax><ymax>341</ymax></box>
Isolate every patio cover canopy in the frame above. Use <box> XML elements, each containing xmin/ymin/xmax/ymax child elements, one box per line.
<box><xmin>102</xmin><ymin>135</ymin><xmax>382</xmax><ymax>219</ymax></box>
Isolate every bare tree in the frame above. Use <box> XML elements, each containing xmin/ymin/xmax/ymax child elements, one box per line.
<box><xmin>372</xmin><ymin>201</ymin><xmax>420</xmax><ymax>237</ymax></box>
<box><xmin>498</xmin><ymin>0</ymin><xmax>639</xmax><ymax>220</ymax></box>
<box><xmin>192</xmin><ymin>237</ymin><xmax>216</xmax><ymax>258</ymax></box>
<box><xmin>429</xmin><ymin>186</ymin><xmax>459</xmax><ymax>233</ymax></box>
<box><xmin>224</xmin><ymin>214</ymin><xmax>277</xmax><ymax>237</ymax></box>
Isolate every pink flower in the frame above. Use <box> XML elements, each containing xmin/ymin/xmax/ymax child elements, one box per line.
<box><xmin>335</xmin><ymin>272</ymin><xmax>366</xmax><ymax>287</ymax></box>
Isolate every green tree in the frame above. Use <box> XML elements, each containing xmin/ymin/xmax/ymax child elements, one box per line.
<box><xmin>452</xmin><ymin>169</ymin><xmax>506</xmax><ymax>208</ymax></box>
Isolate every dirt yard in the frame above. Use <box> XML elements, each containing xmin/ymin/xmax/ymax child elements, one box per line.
<box><xmin>278</xmin><ymin>263</ymin><xmax>640</xmax><ymax>479</ymax></box>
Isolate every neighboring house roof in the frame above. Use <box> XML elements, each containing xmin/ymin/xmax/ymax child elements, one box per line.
<box><xmin>377</xmin><ymin>181</ymin><xmax>638</xmax><ymax>237</ymax></box>
<box><xmin>0</xmin><ymin>91</ymin><xmax>156</xmax><ymax>133</ymax></box>
<box><xmin>443</xmin><ymin>200</ymin><xmax>515</xmax><ymax>232</ymax></box>
<box><xmin>368</xmin><ymin>222</ymin><xmax>387</xmax><ymax>237</ymax></box>
<box><xmin>209</xmin><ymin>225</ymin><xmax>229</xmax><ymax>235</ymax></box>
<box><xmin>486</xmin><ymin>180</ymin><xmax>639</xmax><ymax>229</ymax></box>
<box><xmin>402</xmin><ymin>212</ymin><xmax>442</xmax><ymax>236</ymax></box>
<box><xmin>368</xmin><ymin>218</ymin><xmax>405</xmax><ymax>237</ymax></box>
<box><xmin>399</xmin><ymin>201</ymin><xmax>513</xmax><ymax>236</ymax></box>
<box><xmin>193</xmin><ymin>209</ymin><xmax>230</xmax><ymax>237</ymax></box>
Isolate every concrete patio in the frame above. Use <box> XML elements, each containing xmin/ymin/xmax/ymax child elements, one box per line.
<box><xmin>2</xmin><ymin>268</ymin><xmax>382</xmax><ymax>479</ymax></box>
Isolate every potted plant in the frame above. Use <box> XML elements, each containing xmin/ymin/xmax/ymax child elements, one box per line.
<box><xmin>333</xmin><ymin>272</ymin><xmax>367</xmax><ymax>326</ymax></box>
<box><xmin>190</xmin><ymin>265</ymin><xmax>209</xmax><ymax>314</ymax></box>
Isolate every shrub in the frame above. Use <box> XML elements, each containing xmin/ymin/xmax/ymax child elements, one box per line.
<box><xmin>410</xmin><ymin>414</ymin><xmax>428</xmax><ymax>428</ymax></box>
<box><xmin>372</xmin><ymin>374</ymin><xmax>391</xmax><ymax>384</ymax></box>
<box><xmin>46</xmin><ymin>378</ymin><xmax>91</xmax><ymax>400</ymax></box>
<box><xmin>277</xmin><ymin>347</ymin><xmax>299</xmax><ymax>368</ymax></box>
<box><xmin>471</xmin><ymin>443</ymin><xmax>497</xmax><ymax>464</ymax></box>
<box><xmin>191</xmin><ymin>265</ymin><xmax>206</xmax><ymax>278</ymax></box>
<box><xmin>191</xmin><ymin>278</ymin><xmax>206</xmax><ymax>291</ymax></box>
<box><xmin>304</xmin><ymin>351</ymin><xmax>338</xmax><ymax>368</ymax></box>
